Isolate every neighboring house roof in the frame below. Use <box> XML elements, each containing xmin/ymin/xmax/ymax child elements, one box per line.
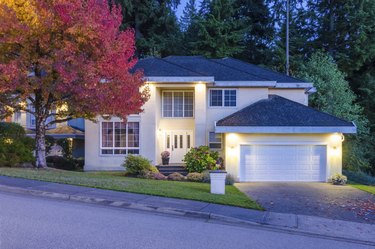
<box><xmin>133</xmin><ymin>56</ymin><xmax>306</xmax><ymax>83</ymax></box>
<box><xmin>215</xmin><ymin>95</ymin><xmax>356</xmax><ymax>134</ymax></box>
<box><xmin>26</xmin><ymin>125</ymin><xmax>84</xmax><ymax>139</ymax></box>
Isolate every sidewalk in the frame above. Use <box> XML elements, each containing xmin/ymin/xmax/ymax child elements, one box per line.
<box><xmin>0</xmin><ymin>175</ymin><xmax>374</xmax><ymax>245</ymax></box>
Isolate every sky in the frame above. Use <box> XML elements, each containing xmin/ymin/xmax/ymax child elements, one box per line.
<box><xmin>176</xmin><ymin>0</ymin><xmax>189</xmax><ymax>18</ymax></box>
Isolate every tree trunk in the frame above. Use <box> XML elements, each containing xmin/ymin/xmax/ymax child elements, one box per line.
<box><xmin>35</xmin><ymin>118</ymin><xmax>47</xmax><ymax>168</ymax></box>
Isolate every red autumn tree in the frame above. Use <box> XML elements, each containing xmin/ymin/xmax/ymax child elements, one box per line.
<box><xmin>0</xmin><ymin>0</ymin><xmax>148</xmax><ymax>168</ymax></box>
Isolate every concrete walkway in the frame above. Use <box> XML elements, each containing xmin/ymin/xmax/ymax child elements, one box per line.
<box><xmin>0</xmin><ymin>176</ymin><xmax>374</xmax><ymax>245</ymax></box>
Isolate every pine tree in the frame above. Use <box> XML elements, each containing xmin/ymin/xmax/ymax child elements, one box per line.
<box><xmin>115</xmin><ymin>0</ymin><xmax>183</xmax><ymax>57</ymax></box>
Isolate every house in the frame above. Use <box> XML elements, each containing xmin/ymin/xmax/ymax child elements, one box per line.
<box><xmin>84</xmin><ymin>56</ymin><xmax>356</xmax><ymax>182</ymax></box>
<box><xmin>8</xmin><ymin>110</ymin><xmax>85</xmax><ymax>158</ymax></box>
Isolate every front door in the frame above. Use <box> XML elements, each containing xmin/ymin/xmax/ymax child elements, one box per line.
<box><xmin>164</xmin><ymin>130</ymin><xmax>193</xmax><ymax>163</ymax></box>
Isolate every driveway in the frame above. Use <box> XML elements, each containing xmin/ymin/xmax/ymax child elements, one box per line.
<box><xmin>236</xmin><ymin>182</ymin><xmax>375</xmax><ymax>224</ymax></box>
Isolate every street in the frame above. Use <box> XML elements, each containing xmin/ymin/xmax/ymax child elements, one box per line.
<box><xmin>0</xmin><ymin>192</ymin><xmax>372</xmax><ymax>249</ymax></box>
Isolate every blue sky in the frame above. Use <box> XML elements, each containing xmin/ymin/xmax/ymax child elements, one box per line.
<box><xmin>176</xmin><ymin>0</ymin><xmax>189</xmax><ymax>18</ymax></box>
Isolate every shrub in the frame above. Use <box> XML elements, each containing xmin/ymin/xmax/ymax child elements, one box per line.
<box><xmin>0</xmin><ymin>122</ymin><xmax>26</xmax><ymax>138</ymax></box>
<box><xmin>202</xmin><ymin>170</ymin><xmax>210</xmax><ymax>183</ymax></box>
<box><xmin>328</xmin><ymin>173</ymin><xmax>348</xmax><ymax>185</ymax></box>
<box><xmin>167</xmin><ymin>172</ymin><xmax>185</xmax><ymax>181</ymax></box>
<box><xmin>0</xmin><ymin>122</ymin><xmax>34</xmax><ymax>167</ymax></box>
<box><xmin>183</xmin><ymin>146</ymin><xmax>219</xmax><ymax>173</ymax></box>
<box><xmin>343</xmin><ymin>170</ymin><xmax>375</xmax><ymax>185</ymax></box>
<box><xmin>186</xmin><ymin>172</ymin><xmax>203</xmax><ymax>182</ymax></box>
<box><xmin>46</xmin><ymin>156</ymin><xmax>77</xmax><ymax>171</ymax></box>
<box><xmin>225</xmin><ymin>174</ymin><xmax>235</xmax><ymax>185</ymax></box>
<box><xmin>122</xmin><ymin>155</ymin><xmax>157</xmax><ymax>176</ymax></box>
<box><xmin>140</xmin><ymin>171</ymin><xmax>167</xmax><ymax>180</ymax></box>
<box><xmin>0</xmin><ymin>139</ymin><xmax>34</xmax><ymax>167</ymax></box>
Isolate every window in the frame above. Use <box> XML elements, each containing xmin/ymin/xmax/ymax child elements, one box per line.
<box><xmin>209</xmin><ymin>132</ymin><xmax>222</xmax><ymax>149</ymax></box>
<box><xmin>162</xmin><ymin>91</ymin><xmax>194</xmax><ymax>117</ymax></box>
<box><xmin>209</xmin><ymin>89</ymin><xmax>236</xmax><ymax>107</ymax></box>
<box><xmin>101</xmin><ymin>121</ymin><xmax>140</xmax><ymax>155</ymax></box>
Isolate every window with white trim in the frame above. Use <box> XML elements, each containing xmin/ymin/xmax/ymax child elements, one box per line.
<box><xmin>209</xmin><ymin>89</ymin><xmax>236</xmax><ymax>107</ymax></box>
<box><xmin>162</xmin><ymin>91</ymin><xmax>194</xmax><ymax>117</ymax></box>
<box><xmin>101</xmin><ymin>121</ymin><xmax>140</xmax><ymax>155</ymax></box>
<box><xmin>209</xmin><ymin>132</ymin><xmax>222</xmax><ymax>149</ymax></box>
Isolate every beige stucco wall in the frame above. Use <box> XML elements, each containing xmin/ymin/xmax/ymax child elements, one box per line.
<box><xmin>269</xmin><ymin>89</ymin><xmax>308</xmax><ymax>105</ymax></box>
<box><xmin>224</xmin><ymin>133</ymin><xmax>343</xmax><ymax>182</ymax></box>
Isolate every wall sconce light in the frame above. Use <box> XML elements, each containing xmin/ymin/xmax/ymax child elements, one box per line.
<box><xmin>227</xmin><ymin>133</ymin><xmax>237</xmax><ymax>149</ymax></box>
<box><xmin>196</xmin><ymin>83</ymin><xmax>205</xmax><ymax>93</ymax></box>
<box><xmin>331</xmin><ymin>133</ymin><xmax>344</xmax><ymax>150</ymax></box>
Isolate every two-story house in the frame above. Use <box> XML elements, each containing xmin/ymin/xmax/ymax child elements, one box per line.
<box><xmin>84</xmin><ymin>56</ymin><xmax>356</xmax><ymax>182</ymax></box>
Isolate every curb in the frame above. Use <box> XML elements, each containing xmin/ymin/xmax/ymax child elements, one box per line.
<box><xmin>0</xmin><ymin>184</ymin><xmax>374</xmax><ymax>246</ymax></box>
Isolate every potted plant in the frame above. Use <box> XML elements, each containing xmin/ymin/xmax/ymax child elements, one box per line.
<box><xmin>209</xmin><ymin>158</ymin><xmax>227</xmax><ymax>194</ymax></box>
<box><xmin>161</xmin><ymin>151</ymin><xmax>170</xmax><ymax>165</ymax></box>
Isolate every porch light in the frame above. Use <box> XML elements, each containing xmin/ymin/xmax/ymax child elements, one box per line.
<box><xmin>196</xmin><ymin>83</ymin><xmax>205</xmax><ymax>93</ymax></box>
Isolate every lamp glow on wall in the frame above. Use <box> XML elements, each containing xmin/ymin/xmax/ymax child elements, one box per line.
<box><xmin>227</xmin><ymin>133</ymin><xmax>238</xmax><ymax>149</ymax></box>
<box><xmin>196</xmin><ymin>82</ymin><xmax>205</xmax><ymax>93</ymax></box>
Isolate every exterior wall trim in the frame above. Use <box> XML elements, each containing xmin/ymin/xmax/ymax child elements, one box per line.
<box><xmin>215</xmin><ymin>125</ymin><xmax>357</xmax><ymax>134</ymax></box>
<box><xmin>145</xmin><ymin>76</ymin><xmax>214</xmax><ymax>83</ymax></box>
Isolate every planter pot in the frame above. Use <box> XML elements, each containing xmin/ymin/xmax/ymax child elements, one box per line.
<box><xmin>162</xmin><ymin>158</ymin><xmax>170</xmax><ymax>165</ymax></box>
<box><xmin>209</xmin><ymin>170</ymin><xmax>227</xmax><ymax>195</ymax></box>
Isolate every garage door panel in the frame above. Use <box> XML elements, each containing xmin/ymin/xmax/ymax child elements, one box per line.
<box><xmin>240</xmin><ymin>145</ymin><xmax>326</xmax><ymax>182</ymax></box>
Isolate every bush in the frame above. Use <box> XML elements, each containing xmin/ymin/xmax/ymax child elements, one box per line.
<box><xmin>328</xmin><ymin>173</ymin><xmax>347</xmax><ymax>185</ymax></box>
<box><xmin>46</xmin><ymin>156</ymin><xmax>78</xmax><ymax>171</ymax></box>
<box><xmin>0</xmin><ymin>122</ymin><xmax>26</xmax><ymax>138</ymax></box>
<box><xmin>0</xmin><ymin>139</ymin><xmax>34</xmax><ymax>167</ymax></box>
<box><xmin>186</xmin><ymin>172</ymin><xmax>203</xmax><ymax>182</ymax></box>
<box><xmin>202</xmin><ymin>170</ymin><xmax>210</xmax><ymax>183</ymax></box>
<box><xmin>167</xmin><ymin>172</ymin><xmax>185</xmax><ymax>181</ymax></box>
<box><xmin>183</xmin><ymin>146</ymin><xmax>219</xmax><ymax>173</ymax></box>
<box><xmin>225</xmin><ymin>174</ymin><xmax>235</xmax><ymax>185</ymax></box>
<box><xmin>122</xmin><ymin>155</ymin><xmax>157</xmax><ymax>176</ymax></box>
<box><xmin>0</xmin><ymin>122</ymin><xmax>35</xmax><ymax>167</ymax></box>
<box><xmin>343</xmin><ymin>170</ymin><xmax>375</xmax><ymax>185</ymax></box>
<box><xmin>140</xmin><ymin>171</ymin><xmax>167</xmax><ymax>180</ymax></box>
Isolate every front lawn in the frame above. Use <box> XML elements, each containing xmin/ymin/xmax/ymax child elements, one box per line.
<box><xmin>0</xmin><ymin>168</ymin><xmax>262</xmax><ymax>210</ymax></box>
<box><xmin>349</xmin><ymin>183</ymin><xmax>375</xmax><ymax>195</ymax></box>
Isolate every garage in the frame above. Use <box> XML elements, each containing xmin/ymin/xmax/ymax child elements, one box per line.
<box><xmin>240</xmin><ymin>145</ymin><xmax>327</xmax><ymax>182</ymax></box>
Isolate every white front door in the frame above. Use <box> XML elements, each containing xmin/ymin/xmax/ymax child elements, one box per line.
<box><xmin>164</xmin><ymin>130</ymin><xmax>193</xmax><ymax>163</ymax></box>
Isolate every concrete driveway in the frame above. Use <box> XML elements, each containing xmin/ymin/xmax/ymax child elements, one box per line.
<box><xmin>236</xmin><ymin>182</ymin><xmax>375</xmax><ymax>224</ymax></box>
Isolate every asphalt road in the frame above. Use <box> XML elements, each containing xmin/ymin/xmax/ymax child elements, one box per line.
<box><xmin>0</xmin><ymin>192</ymin><xmax>372</xmax><ymax>249</ymax></box>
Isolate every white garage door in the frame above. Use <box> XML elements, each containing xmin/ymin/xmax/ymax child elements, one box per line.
<box><xmin>240</xmin><ymin>145</ymin><xmax>326</xmax><ymax>182</ymax></box>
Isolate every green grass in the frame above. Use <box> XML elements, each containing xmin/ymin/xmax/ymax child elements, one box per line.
<box><xmin>349</xmin><ymin>183</ymin><xmax>375</xmax><ymax>195</ymax></box>
<box><xmin>0</xmin><ymin>168</ymin><xmax>262</xmax><ymax>210</ymax></box>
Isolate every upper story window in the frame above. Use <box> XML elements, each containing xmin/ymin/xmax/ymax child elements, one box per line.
<box><xmin>209</xmin><ymin>89</ymin><xmax>237</xmax><ymax>107</ymax></box>
<box><xmin>162</xmin><ymin>91</ymin><xmax>194</xmax><ymax>118</ymax></box>
<box><xmin>100</xmin><ymin>121</ymin><xmax>140</xmax><ymax>155</ymax></box>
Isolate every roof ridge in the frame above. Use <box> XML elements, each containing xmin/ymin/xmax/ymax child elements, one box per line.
<box><xmin>158</xmin><ymin>57</ymin><xmax>209</xmax><ymax>77</ymax></box>
<box><xmin>211</xmin><ymin>58</ymin><xmax>273</xmax><ymax>81</ymax></box>
<box><xmin>225</xmin><ymin>58</ymin><xmax>306</xmax><ymax>83</ymax></box>
<box><xmin>269</xmin><ymin>95</ymin><xmax>354</xmax><ymax>125</ymax></box>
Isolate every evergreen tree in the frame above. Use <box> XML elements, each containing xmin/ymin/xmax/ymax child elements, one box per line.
<box><xmin>297</xmin><ymin>52</ymin><xmax>374</xmax><ymax>173</ymax></box>
<box><xmin>232</xmin><ymin>0</ymin><xmax>274</xmax><ymax>64</ymax></box>
<box><xmin>115</xmin><ymin>0</ymin><xmax>183</xmax><ymax>57</ymax></box>
<box><xmin>187</xmin><ymin>0</ymin><xmax>247</xmax><ymax>58</ymax></box>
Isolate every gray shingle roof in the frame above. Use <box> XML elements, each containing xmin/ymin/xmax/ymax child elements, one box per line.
<box><xmin>133</xmin><ymin>56</ymin><xmax>306</xmax><ymax>83</ymax></box>
<box><xmin>216</xmin><ymin>95</ymin><xmax>355</xmax><ymax>127</ymax></box>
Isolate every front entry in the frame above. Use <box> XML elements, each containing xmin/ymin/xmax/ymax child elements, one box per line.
<box><xmin>164</xmin><ymin>130</ymin><xmax>193</xmax><ymax>163</ymax></box>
